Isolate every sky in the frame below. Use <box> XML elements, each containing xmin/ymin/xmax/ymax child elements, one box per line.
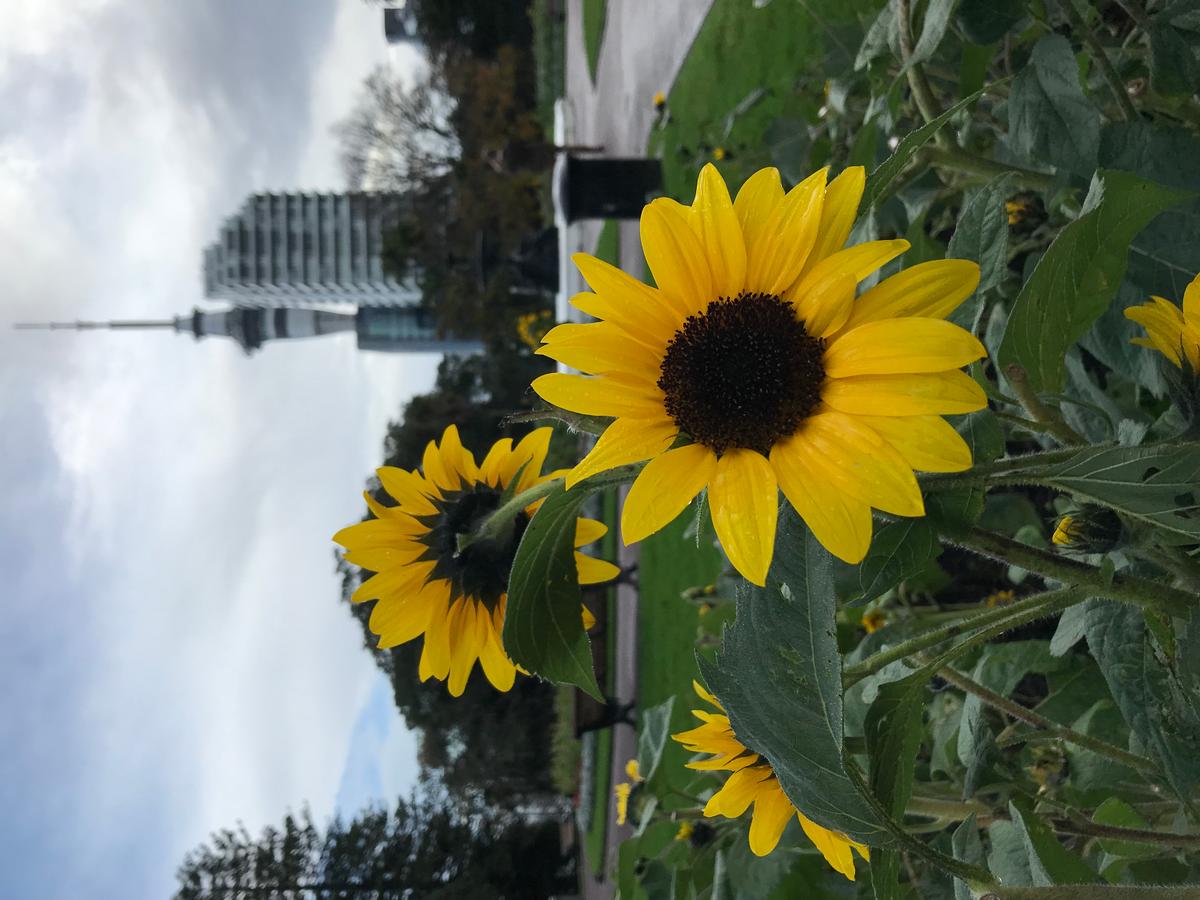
<box><xmin>0</xmin><ymin>3</ymin><xmax>433</xmax><ymax>897</ymax></box>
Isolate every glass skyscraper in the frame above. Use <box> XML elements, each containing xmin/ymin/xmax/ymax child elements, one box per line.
<box><xmin>202</xmin><ymin>192</ymin><xmax>420</xmax><ymax>308</ymax></box>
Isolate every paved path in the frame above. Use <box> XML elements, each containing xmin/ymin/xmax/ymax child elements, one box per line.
<box><xmin>560</xmin><ymin>1</ymin><xmax>714</xmax><ymax>896</ymax></box>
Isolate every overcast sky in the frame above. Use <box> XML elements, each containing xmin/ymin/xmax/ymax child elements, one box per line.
<box><xmin>0</xmin><ymin>3</ymin><xmax>432</xmax><ymax>897</ymax></box>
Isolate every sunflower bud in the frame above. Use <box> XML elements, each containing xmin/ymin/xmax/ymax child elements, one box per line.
<box><xmin>1052</xmin><ymin>506</ymin><xmax>1123</xmax><ymax>553</ymax></box>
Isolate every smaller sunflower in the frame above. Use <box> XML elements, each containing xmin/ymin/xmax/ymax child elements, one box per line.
<box><xmin>333</xmin><ymin>425</ymin><xmax>617</xmax><ymax>696</ymax></box>
<box><xmin>672</xmin><ymin>681</ymin><xmax>869</xmax><ymax>878</ymax></box>
<box><xmin>1051</xmin><ymin>515</ymin><xmax>1078</xmax><ymax>547</ymax></box>
<box><xmin>1125</xmin><ymin>273</ymin><xmax>1200</xmax><ymax>370</ymax></box>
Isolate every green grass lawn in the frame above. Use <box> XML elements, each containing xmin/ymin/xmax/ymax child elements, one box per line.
<box><xmin>648</xmin><ymin>0</ymin><xmax>876</xmax><ymax>199</ymax></box>
<box><xmin>582</xmin><ymin>0</ymin><xmax>607</xmax><ymax>84</ymax></box>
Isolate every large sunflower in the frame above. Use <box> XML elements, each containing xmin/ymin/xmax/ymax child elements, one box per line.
<box><xmin>1125</xmin><ymin>272</ymin><xmax>1200</xmax><ymax>370</ymax></box>
<box><xmin>532</xmin><ymin>164</ymin><xmax>986</xmax><ymax>584</ymax></box>
<box><xmin>673</xmin><ymin>680</ymin><xmax>869</xmax><ymax>878</ymax></box>
<box><xmin>333</xmin><ymin>425</ymin><xmax>617</xmax><ymax>696</ymax></box>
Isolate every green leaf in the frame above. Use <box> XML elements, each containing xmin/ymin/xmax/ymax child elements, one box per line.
<box><xmin>1008</xmin><ymin>800</ymin><xmax>1098</xmax><ymax>886</ymax></box>
<box><xmin>1150</xmin><ymin>22</ymin><xmax>1200</xmax><ymax>97</ymax></box>
<box><xmin>1092</xmin><ymin>798</ymin><xmax>1160</xmax><ymax>859</ymax></box>
<box><xmin>839</xmin><ymin>518</ymin><xmax>939</xmax><ymax>607</ymax></box>
<box><xmin>926</xmin><ymin>409</ymin><xmax>1003</xmax><ymax>533</ymax></box>
<box><xmin>987</xmin><ymin>820</ymin><xmax>1034</xmax><ymax>887</ymax></box>
<box><xmin>1023</xmin><ymin>441</ymin><xmax>1200</xmax><ymax>541</ymax></box>
<box><xmin>699</xmin><ymin>511</ymin><xmax>888</xmax><ymax>844</ymax></box>
<box><xmin>865</xmin><ymin>672</ymin><xmax>928</xmax><ymax>900</ymax></box>
<box><xmin>636</xmin><ymin>697</ymin><xmax>676</xmax><ymax>785</ymax></box>
<box><xmin>956</xmin><ymin>0</ymin><xmax>1023</xmax><ymax>44</ymax></box>
<box><xmin>947</xmin><ymin>173</ymin><xmax>1015</xmax><ymax>327</ymax></box>
<box><xmin>956</xmin><ymin>642</ymin><xmax>1068</xmax><ymax>797</ymax></box>
<box><xmin>502</xmin><ymin>484</ymin><xmax>603</xmax><ymax>699</ymax></box>
<box><xmin>1007</xmin><ymin>34</ymin><xmax>1100</xmax><ymax>176</ymax></box>
<box><xmin>855</xmin><ymin>0</ymin><xmax>897</xmax><ymax>71</ymax></box>
<box><xmin>951</xmin><ymin>815</ymin><xmax>985</xmax><ymax>900</ymax></box>
<box><xmin>1085</xmin><ymin>599</ymin><xmax>1200</xmax><ymax>803</ymax></box>
<box><xmin>861</xmin><ymin>85</ymin><xmax>989</xmax><ymax>212</ymax></box>
<box><xmin>1049</xmin><ymin>603</ymin><xmax>1088</xmax><ymax>657</ymax></box>
<box><xmin>764</xmin><ymin>117</ymin><xmax>811</xmax><ymax>185</ymax></box>
<box><xmin>909</xmin><ymin>0</ymin><xmax>957</xmax><ymax>66</ymax></box>
<box><xmin>998</xmin><ymin>169</ymin><xmax>1188</xmax><ymax>393</ymax></box>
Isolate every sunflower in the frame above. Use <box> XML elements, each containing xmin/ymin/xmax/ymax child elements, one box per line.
<box><xmin>1125</xmin><ymin>273</ymin><xmax>1200</xmax><ymax>370</ymax></box>
<box><xmin>532</xmin><ymin>164</ymin><xmax>985</xmax><ymax>584</ymax></box>
<box><xmin>673</xmin><ymin>680</ymin><xmax>869</xmax><ymax>877</ymax></box>
<box><xmin>333</xmin><ymin>425</ymin><xmax>618</xmax><ymax>696</ymax></box>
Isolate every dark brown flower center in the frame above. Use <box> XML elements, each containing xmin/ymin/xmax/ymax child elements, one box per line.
<box><xmin>415</xmin><ymin>486</ymin><xmax>529</xmax><ymax>610</ymax></box>
<box><xmin>657</xmin><ymin>292</ymin><xmax>825</xmax><ymax>455</ymax></box>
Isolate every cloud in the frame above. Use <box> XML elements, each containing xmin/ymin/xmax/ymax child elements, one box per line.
<box><xmin>0</xmin><ymin>3</ymin><xmax>432</xmax><ymax>897</ymax></box>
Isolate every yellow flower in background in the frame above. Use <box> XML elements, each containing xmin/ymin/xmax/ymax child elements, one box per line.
<box><xmin>672</xmin><ymin>681</ymin><xmax>869</xmax><ymax>877</ymax></box>
<box><xmin>625</xmin><ymin>758</ymin><xmax>644</xmax><ymax>783</ymax></box>
<box><xmin>861</xmin><ymin>610</ymin><xmax>886</xmax><ymax>633</ymax></box>
<box><xmin>713</xmin><ymin>146</ymin><xmax>728</xmax><ymax>161</ymax></box>
<box><xmin>532</xmin><ymin>164</ymin><xmax>985</xmax><ymax>585</ymax></box>
<box><xmin>614</xmin><ymin>782</ymin><xmax>632</xmax><ymax>825</ymax></box>
<box><xmin>1052</xmin><ymin>515</ymin><xmax>1078</xmax><ymax>547</ymax></box>
<box><xmin>333</xmin><ymin>426</ymin><xmax>617</xmax><ymax>697</ymax></box>
<box><xmin>1125</xmin><ymin>273</ymin><xmax>1200</xmax><ymax>370</ymax></box>
<box><xmin>675</xmin><ymin>820</ymin><xmax>695</xmax><ymax>841</ymax></box>
<box><xmin>653</xmin><ymin>90</ymin><xmax>667</xmax><ymax>109</ymax></box>
<box><xmin>985</xmin><ymin>589</ymin><xmax>1016</xmax><ymax>607</ymax></box>
<box><xmin>516</xmin><ymin>310</ymin><xmax>553</xmax><ymax>350</ymax></box>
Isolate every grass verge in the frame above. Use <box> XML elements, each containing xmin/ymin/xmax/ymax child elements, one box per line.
<box><xmin>582</xmin><ymin>0</ymin><xmax>607</xmax><ymax>84</ymax></box>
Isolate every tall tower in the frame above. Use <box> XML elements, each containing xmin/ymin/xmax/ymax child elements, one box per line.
<box><xmin>202</xmin><ymin>192</ymin><xmax>421</xmax><ymax>308</ymax></box>
<box><xmin>15</xmin><ymin>306</ymin><xmax>482</xmax><ymax>356</ymax></box>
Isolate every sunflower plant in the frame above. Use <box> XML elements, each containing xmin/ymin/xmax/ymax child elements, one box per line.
<box><xmin>334</xmin><ymin>1</ymin><xmax>1200</xmax><ymax>897</ymax></box>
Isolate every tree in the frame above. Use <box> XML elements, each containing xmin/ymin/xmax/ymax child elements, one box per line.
<box><xmin>174</xmin><ymin>788</ymin><xmax>574</xmax><ymax>899</ymax></box>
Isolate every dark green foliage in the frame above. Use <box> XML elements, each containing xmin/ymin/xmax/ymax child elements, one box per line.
<box><xmin>173</xmin><ymin>788</ymin><xmax>574</xmax><ymax>899</ymax></box>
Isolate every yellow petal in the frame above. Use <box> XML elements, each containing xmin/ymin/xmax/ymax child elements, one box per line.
<box><xmin>734</xmin><ymin>167</ymin><xmax>785</xmax><ymax>257</ymax></box>
<box><xmin>477</xmin><ymin>625</ymin><xmax>518</xmax><ymax>692</ymax></box>
<box><xmin>377</xmin><ymin>466</ymin><xmax>437</xmax><ymax>514</ymax></box>
<box><xmin>705</xmin><ymin>765</ymin><xmax>773</xmax><ymax>818</ymax></box>
<box><xmin>689</xmin><ymin>163</ymin><xmax>747</xmax><ymax>299</ymax></box>
<box><xmin>748</xmin><ymin>781</ymin><xmax>796</xmax><ymax>857</ymax></box>
<box><xmin>770</xmin><ymin>438</ymin><xmax>873</xmax><ymax>564</ymax></box>
<box><xmin>537</xmin><ymin>321</ymin><xmax>660</xmax><ymax>377</ymax></box>
<box><xmin>692</xmin><ymin>678</ymin><xmax>722</xmax><ymax>710</ymax></box>
<box><xmin>423</xmin><ymin>438</ymin><xmax>459</xmax><ymax>492</ymax></box>
<box><xmin>334</xmin><ymin>517</ymin><xmax>425</xmax><ymax>552</ymax></box>
<box><xmin>824</xmin><ymin>317</ymin><xmax>987</xmax><ymax>377</ymax></box>
<box><xmin>582</xmin><ymin>604</ymin><xmax>597</xmax><ymax>631</ymax></box>
<box><xmin>418</xmin><ymin>599</ymin><xmax>453</xmax><ymax>682</ymax></box>
<box><xmin>708</xmin><ymin>449</ymin><xmax>778</xmax><ymax>587</ymax></box>
<box><xmin>788</xmin><ymin>239</ymin><xmax>910</xmax><ymax>304</ymax></box>
<box><xmin>566</xmin><ymin>417</ymin><xmax>678</xmax><ymax>489</ymax></box>
<box><xmin>342</xmin><ymin>543</ymin><xmax>429</xmax><ymax>572</ymax></box>
<box><xmin>437</xmin><ymin>424</ymin><xmax>478</xmax><ymax>484</ymax></box>
<box><xmin>803</xmin><ymin>165</ymin><xmax>865</xmax><ymax>273</ymax></box>
<box><xmin>794</xmin><ymin>412</ymin><xmax>924</xmax><ymax>517</ymax></box>
<box><xmin>841</xmin><ymin>259</ymin><xmax>980</xmax><ymax>331</ymax></box>
<box><xmin>574</xmin><ymin>517</ymin><xmax>608</xmax><ymax>547</ymax></box>
<box><xmin>822</xmin><ymin>371</ymin><xmax>987</xmax><ymax>416</ymax></box>
<box><xmin>447</xmin><ymin>599</ymin><xmax>482</xmax><ymax>697</ymax></box>
<box><xmin>501</xmin><ymin>427</ymin><xmax>552</xmax><ymax>492</ymax></box>
<box><xmin>479</xmin><ymin>438</ymin><xmax>514</xmax><ymax>487</ymax></box>
<box><xmin>797</xmin><ymin>813</ymin><xmax>865</xmax><ymax>881</ymax></box>
<box><xmin>621</xmin><ymin>443</ymin><xmax>717</xmax><ymax>544</ymax></box>
<box><xmin>350</xmin><ymin>561</ymin><xmax>436</xmax><ymax>604</ymax></box>
<box><xmin>1125</xmin><ymin>299</ymin><xmax>1185</xmax><ymax>367</ymax></box>
<box><xmin>532</xmin><ymin>372</ymin><xmax>666</xmax><ymax>419</ymax></box>
<box><xmin>641</xmin><ymin>197</ymin><xmax>713</xmax><ymax>316</ymax></box>
<box><xmin>857</xmin><ymin>414</ymin><xmax>972</xmax><ymax>473</ymax></box>
<box><xmin>745</xmin><ymin>168</ymin><xmax>827</xmax><ymax>296</ymax></box>
<box><xmin>1184</xmin><ymin>274</ymin><xmax>1200</xmax><ymax>322</ymax></box>
<box><xmin>372</xmin><ymin>593</ymin><xmax>434</xmax><ymax>649</ymax></box>
<box><xmin>576</xmin><ymin>553</ymin><xmax>621</xmax><ymax>583</ymax></box>
<box><xmin>792</xmin><ymin>272</ymin><xmax>855</xmax><ymax>338</ymax></box>
<box><xmin>571</xmin><ymin>290</ymin><xmax>678</xmax><ymax>350</ymax></box>
<box><xmin>573</xmin><ymin>251</ymin><xmax>692</xmax><ymax>326</ymax></box>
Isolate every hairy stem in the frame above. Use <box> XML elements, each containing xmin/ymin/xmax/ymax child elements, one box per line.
<box><xmin>925</xmin><ymin>145</ymin><xmax>1057</xmax><ymax>193</ymax></box>
<box><xmin>843</xmin><ymin>589</ymin><xmax>1082</xmax><ymax>686</ymax></box>
<box><xmin>984</xmin><ymin>887</ymin><xmax>1200</xmax><ymax>899</ymax></box>
<box><xmin>1005</xmin><ymin>364</ymin><xmax>1087</xmax><ymax>446</ymax></box>
<box><xmin>896</xmin><ymin>0</ymin><xmax>946</xmax><ymax>135</ymax></box>
<box><xmin>950</xmin><ymin>526</ymin><xmax>1194</xmax><ymax>616</ymax></box>
<box><xmin>937</xmin><ymin>666</ymin><xmax>1158</xmax><ymax>775</ymax></box>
